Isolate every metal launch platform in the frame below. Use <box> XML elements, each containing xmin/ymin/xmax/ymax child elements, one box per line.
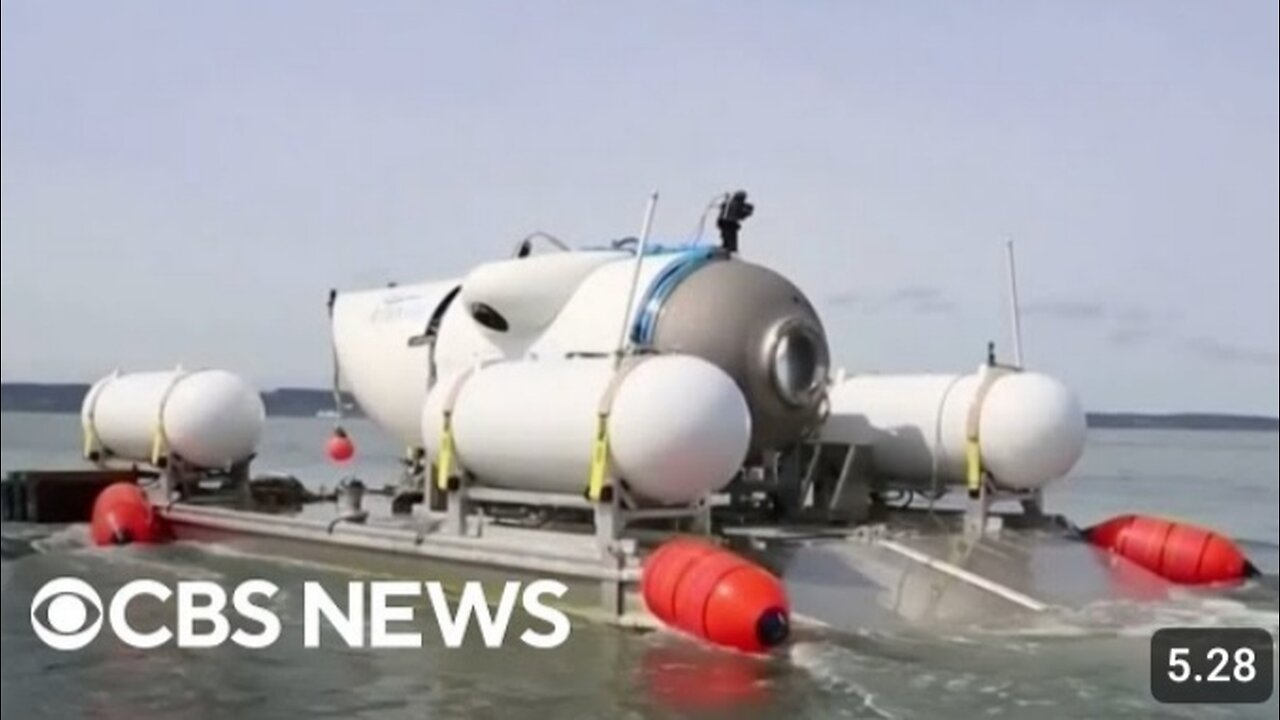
<box><xmin>2</xmin><ymin>449</ymin><xmax>1241</xmax><ymax>640</ymax></box>
<box><xmin>1</xmin><ymin>408</ymin><xmax>1115</xmax><ymax>636</ymax></box>
<box><xmin>106</xmin><ymin>444</ymin><xmax>1107</xmax><ymax>633</ymax></box>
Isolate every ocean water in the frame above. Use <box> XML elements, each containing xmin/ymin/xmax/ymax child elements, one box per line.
<box><xmin>2</xmin><ymin>412</ymin><xmax>1277</xmax><ymax>719</ymax></box>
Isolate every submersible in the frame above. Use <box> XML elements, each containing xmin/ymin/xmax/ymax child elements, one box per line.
<box><xmin>14</xmin><ymin>188</ymin><xmax>1258</xmax><ymax>655</ymax></box>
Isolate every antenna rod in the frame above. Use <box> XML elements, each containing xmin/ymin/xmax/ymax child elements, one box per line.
<box><xmin>1004</xmin><ymin>239</ymin><xmax>1025</xmax><ymax>367</ymax></box>
<box><xmin>615</xmin><ymin>190</ymin><xmax>659</xmax><ymax>363</ymax></box>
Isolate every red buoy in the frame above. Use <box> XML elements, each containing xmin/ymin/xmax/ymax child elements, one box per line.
<box><xmin>1086</xmin><ymin>514</ymin><xmax>1255</xmax><ymax>585</ymax></box>
<box><xmin>641</xmin><ymin>538</ymin><xmax>790</xmax><ymax>653</ymax></box>
<box><xmin>90</xmin><ymin>482</ymin><xmax>168</xmax><ymax>546</ymax></box>
<box><xmin>326</xmin><ymin>427</ymin><xmax>355</xmax><ymax>463</ymax></box>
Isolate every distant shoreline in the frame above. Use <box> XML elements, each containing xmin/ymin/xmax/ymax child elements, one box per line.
<box><xmin>2</xmin><ymin>382</ymin><xmax>1276</xmax><ymax>432</ymax></box>
<box><xmin>1081</xmin><ymin>412</ymin><xmax>1278</xmax><ymax>432</ymax></box>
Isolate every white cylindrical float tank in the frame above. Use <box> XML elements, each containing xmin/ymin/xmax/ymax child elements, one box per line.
<box><xmin>820</xmin><ymin>369</ymin><xmax>1086</xmax><ymax>490</ymax></box>
<box><xmin>422</xmin><ymin>355</ymin><xmax>751</xmax><ymax>504</ymax></box>
<box><xmin>82</xmin><ymin>369</ymin><xmax>266</xmax><ymax>469</ymax></box>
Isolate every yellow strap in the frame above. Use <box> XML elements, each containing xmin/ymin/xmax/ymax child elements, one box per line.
<box><xmin>435</xmin><ymin>413</ymin><xmax>455</xmax><ymax>491</ymax></box>
<box><xmin>585</xmin><ymin>414</ymin><xmax>610</xmax><ymax>501</ymax></box>
<box><xmin>964</xmin><ymin>363</ymin><xmax>1013</xmax><ymax>492</ymax></box>
<box><xmin>965</xmin><ymin>438</ymin><xmax>982</xmax><ymax>492</ymax></box>
<box><xmin>433</xmin><ymin>361</ymin><xmax>496</xmax><ymax>492</ymax></box>
<box><xmin>149</xmin><ymin>422</ymin><xmax>167</xmax><ymax>466</ymax></box>
<box><xmin>584</xmin><ymin>357</ymin><xmax>650</xmax><ymax>502</ymax></box>
<box><xmin>150</xmin><ymin>366</ymin><xmax>196</xmax><ymax>466</ymax></box>
<box><xmin>81</xmin><ymin>374</ymin><xmax>114</xmax><ymax>460</ymax></box>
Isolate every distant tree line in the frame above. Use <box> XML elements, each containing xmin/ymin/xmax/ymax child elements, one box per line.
<box><xmin>1</xmin><ymin>383</ymin><xmax>1275</xmax><ymax>430</ymax></box>
<box><xmin>0</xmin><ymin>383</ymin><xmax>364</xmax><ymax>419</ymax></box>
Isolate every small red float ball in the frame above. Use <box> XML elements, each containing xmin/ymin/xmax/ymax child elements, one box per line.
<box><xmin>327</xmin><ymin>428</ymin><xmax>355</xmax><ymax>463</ymax></box>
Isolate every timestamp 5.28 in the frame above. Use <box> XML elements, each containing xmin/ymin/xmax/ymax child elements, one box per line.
<box><xmin>1150</xmin><ymin>627</ymin><xmax>1274</xmax><ymax>704</ymax></box>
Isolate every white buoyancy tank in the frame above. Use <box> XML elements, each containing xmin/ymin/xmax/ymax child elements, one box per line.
<box><xmin>421</xmin><ymin>355</ymin><xmax>751</xmax><ymax>504</ymax></box>
<box><xmin>81</xmin><ymin>369</ymin><xmax>265</xmax><ymax>469</ymax></box>
<box><xmin>820</xmin><ymin>369</ymin><xmax>1086</xmax><ymax>490</ymax></box>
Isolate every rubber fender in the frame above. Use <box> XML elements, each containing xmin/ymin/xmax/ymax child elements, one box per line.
<box><xmin>1086</xmin><ymin>514</ymin><xmax>1255</xmax><ymax>585</ymax></box>
<box><xmin>641</xmin><ymin>539</ymin><xmax>718</xmax><ymax>623</ymax></box>
<box><xmin>641</xmin><ymin>538</ymin><xmax>790</xmax><ymax>653</ymax></box>
<box><xmin>90</xmin><ymin>482</ymin><xmax>168</xmax><ymax>546</ymax></box>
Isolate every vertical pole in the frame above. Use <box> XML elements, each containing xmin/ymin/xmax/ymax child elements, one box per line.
<box><xmin>1004</xmin><ymin>240</ymin><xmax>1025</xmax><ymax>368</ymax></box>
<box><xmin>445</xmin><ymin>476</ymin><xmax>468</xmax><ymax>536</ymax></box>
<box><xmin>615</xmin><ymin>191</ymin><xmax>660</xmax><ymax>365</ymax></box>
<box><xmin>326</xmin><ymin>289</ymin><xmax>345</xmax><ymax>423</ymax></box>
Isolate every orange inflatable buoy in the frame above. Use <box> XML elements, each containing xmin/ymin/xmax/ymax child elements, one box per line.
<box><xmin>1086</xmin><ymin>514</ymin><xmax>1256</xmax><ymax>585</ymax></box>
<box><xmin>90</xmin><ymin>482</ymin><xmax>168</xmax><ymax>546</ymax></box>
<box><xmin>642</xmin><ymin>538</ymin><xmax>790</xmax><ymax>653</ymax></box>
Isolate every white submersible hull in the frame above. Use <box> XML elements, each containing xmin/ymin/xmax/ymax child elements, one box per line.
<box><xmin>332</xmin><ymin>242</ymin><xmax>833</xmax><ymax>503</ymax></box>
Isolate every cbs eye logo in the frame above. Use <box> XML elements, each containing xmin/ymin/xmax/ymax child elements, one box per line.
<box><xmin>29</xmin><ymin>577</ymin><xmax>105</xmax><ymax>651</ymax></box>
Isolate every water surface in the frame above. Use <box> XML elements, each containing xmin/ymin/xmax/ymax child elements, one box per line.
<box><xmin>3</xmin><ymin>412</ymin><xmax>1277</xmax><ymax>719</ymax></box>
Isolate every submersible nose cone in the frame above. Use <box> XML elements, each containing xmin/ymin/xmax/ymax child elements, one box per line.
<box><xmin>755</xmin><ymin>607</ymin><xmax>790</xmax><ymax>648</ymax></box>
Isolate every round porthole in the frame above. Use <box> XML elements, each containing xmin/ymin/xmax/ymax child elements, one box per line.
<box><xmin>770</xmin><ymin>322</ymin><xmax>828</xmax><ymax>407</ymax></box>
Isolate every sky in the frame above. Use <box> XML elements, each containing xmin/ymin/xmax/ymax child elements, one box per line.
<box><xmin>2</xmin><ymin>1</ymin><xmax>1277</xmax><ymax>415</ymax></box>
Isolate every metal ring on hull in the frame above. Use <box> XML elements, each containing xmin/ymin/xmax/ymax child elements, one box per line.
<box><xmin>765</xmin><ymin>318</ymin><xmax>828</xmax><ymax>409</ymax></box>
<box><xmin>630</xmin><ymin>247</ymin><xmax>720</xmax><ymax>347</ymax></box>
